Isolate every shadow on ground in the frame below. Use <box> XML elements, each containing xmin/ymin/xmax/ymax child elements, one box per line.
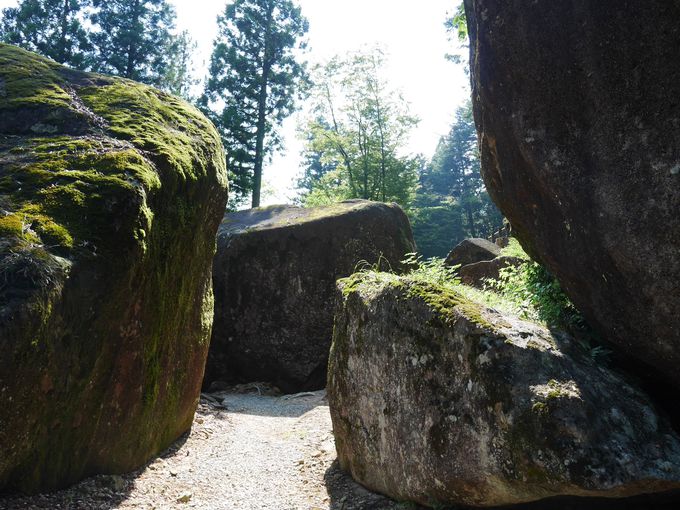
<box><xmin>0</xmin><ymin>433</ymin><xmax>192</xmax><ymax>510</ymax></box>
<box><xmin>324</xmin><ymin>460</ymin><xmax>426</xmax><ymax>509</ymax></box>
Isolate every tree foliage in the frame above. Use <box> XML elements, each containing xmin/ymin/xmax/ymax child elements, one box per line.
<box><xmin>0</xmin><ymin>0</ymin><xmax>91</xmax><ymax>68</ymax></box>
<box><xmin>410</xmin><ymin>101</ymin><xmax>503</xmax><ymax>258</ymax></box>
<box><xmin>298</xmin><ymin>49</ymin><xmax>420</xmax><ymax>209</ymax></box>
<box><xmin>0</xmin><ymin>0</ymin><xmax>195</xmax><ymax>93</ymax></box>
<box><xmin>201</xmin><ymin>0</ymin><xmax>308</xmax><ymax>209</ymax></box>
<box><xmin>444</xmin><ymin>2</ymin><xmax>469</xmax><ymax>67</ymax></box>
<box><xmin>162</xmin><ymin>29</ymin><xmax>199</xmax><ymax>100</ymax></box>
<box><xmin>89</xmin><ymin>0</ymin><xmax>177</xmax><ymax>86</ymax></box>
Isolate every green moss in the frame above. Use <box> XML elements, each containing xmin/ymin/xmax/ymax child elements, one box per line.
<box><xmin>0</xmin><ymin>135</ymin><xmax>167</xmax><ymax>255</ymax></box>
<box><xmin>402</xmin><ymin>278</ymin><xmax>495</xmax><ymax>331</ymax></box>
<box><xmin>0</xmin><ymin>209</ymin><xmax>72</xmax><ymax>247</ymax></box>
<box><xmin>0</xmin><ymin>43</ymin><xmax>228</xmax><ymax>493</ymax></box>
<box><xmin>0</xmin><ymin>213</ymin><xmax>32</xmax><ymax>241</ymax></box>
<box><xmin>77</xmin><ymin>82</ymin><xmax>225</xmax><ymax>185</ymax></box>
<box><xmin>0</xmin><ymin>44</ymin><xmax>69</xmax><ymax>110</ymax></box>
<box><xmin>20</xmin><ymin>206</ymin><xmax>74</xmax><ymax>248</ymax></box>
<box><xmin>338</xmin><ymin>270</ymin><xmax>495</xmax><ymax>331</ymax></box>
<box><xmin>532</xmin><ymin>402</ymin><xmax>548</xmax><ymax>415</ymax></box>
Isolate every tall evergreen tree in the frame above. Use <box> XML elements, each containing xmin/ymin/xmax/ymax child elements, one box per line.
<box><xmin>89</xmin><ymin>0</ymin><xmax>176</xmax><ymax>86</ymax></box>
<box><xmin>202</xmin><ymin>0</ymin><xmax>308</xmax><ymax>208</ymax></box>
<box><xmin>411</xmin><ymin>101</ymin><xmax>503</xmax><ymax>257</ymax></box>
<box><xmin>162</xmin><ymin>30</ymin><xmax>199</xmax><ymax>100</ymax></box>
<box><xmin>0</xmin><ymin>0</ymin><xmax>91</xmax><ymax>68</ymax></box>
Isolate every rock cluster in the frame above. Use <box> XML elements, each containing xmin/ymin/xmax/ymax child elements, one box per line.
<box><xmin>458</xmin><ymin>255</ymin><xmax>523</xmax><ymax>288</ymax></box>
<box><xmin>445</xmin><ymin>238</ymin><xmax>521</xmax><ymax>288</ymax></box>
<box><xmin>0</xmin><ymin>44</ymin><xmax>228</xmax><ymax>492</ymax></box>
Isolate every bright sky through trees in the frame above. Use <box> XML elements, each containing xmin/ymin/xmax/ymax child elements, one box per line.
<box><xmin>0</xmin><ymin>0</ymin><xmax>471</xmax><ymax>203</ymax></box>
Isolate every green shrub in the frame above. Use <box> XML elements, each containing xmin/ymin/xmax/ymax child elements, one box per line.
<box><xmin>490</xmin><ymin>240</ymin><xmax>609</xmax><ymax>361</ymax></box>
<box><xmin>401</xmin><ymin>252</ymin><xmax>460</xmax><ymax>287</ymax></box>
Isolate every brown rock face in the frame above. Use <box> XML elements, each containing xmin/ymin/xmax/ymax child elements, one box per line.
<box><xmin>465</xmin><ymin>1</ymin><xmax>680</xmax><ymax>386</ymax></box>
<box><xmin>328</xmin><ymin>272</ymin><xmax>680</xmax><ymax>508</ymax></box>
<box><xmin>206</xmin><ymin>200</ymin><xmax>415</xmax><ymax>394</ymax></box>
<box><xmin>444</xmin><ymin>237</ymin><xmax>500</xmax><ymax>267</ymax></box>
<box><xmin>458</xmin><ymin>255</ymin><xmax>524</xmax><ymax>288</ymax></box>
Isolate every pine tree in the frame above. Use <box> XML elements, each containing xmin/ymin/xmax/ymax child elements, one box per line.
<box><xmin>411</xmin><ymin>101</ymin><xmax>503</xmax><ymax>256</ymax></box>
<box><xmin>202</xmin><ymin>0</ymin><xmax>308</xmax><ymax>208</ymax></box>
<box><xmin>89</xmin><ymin>0</ymin><xmax>176</xmax><ymax>86</ymax></box>
<box><xmin>0</xmin><ymin>0</ymin><xmax>91</xmax><ymax>68</ymax></box>
<box><xmin>161</xmin><ymin>30</ymin><xmax>199</xmax><ymax>101</ymax></box>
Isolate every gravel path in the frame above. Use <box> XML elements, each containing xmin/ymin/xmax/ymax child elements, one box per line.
<box><xmin>0</xmin><ymin>386</ymin><xmax>406</xmax><ymax>510</ymax></box>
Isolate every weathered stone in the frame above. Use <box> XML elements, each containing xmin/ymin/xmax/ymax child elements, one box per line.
<box><xmin>328</xmin><ymin>272</ymin><xmax>680</xmax><ymax>508</ymax></box>
<box><xmin>0</xmin><ymin>45</ymin><xmax>228</xmax><ymax>492</ymax></box>
<box><xmin>445</xmin><ymin>237</ymin><xmax>500</xmax><ymax>268</ymax></box>
<box><xmin>206</xmin><ymin>200</ymin><xmax>415</xmax><ymax>393</ymax></box>
<box><xmin>465</xmin><ymin>0</ymin><xmax>680</xmax><ymax>388</ymax></box>
<box><xmin>458</xmin><ymin>255</ymin><xmax>524</xmax><ymax>288</ymax></box>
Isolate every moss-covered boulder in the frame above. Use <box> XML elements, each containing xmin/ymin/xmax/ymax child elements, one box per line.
<box><xmin>205</xmin><ymin>200</ymin><xmax>415</xmax><ymax>393</ymax></box>
<box><xmin>328</xmin><ymin>272</ymin><xmax>680</xmax><ymax>508</ymax></box>
<box><xmin>0</xmin><ymin>44</ymin><xmax>228</xmax><ymax>493</ymax></box>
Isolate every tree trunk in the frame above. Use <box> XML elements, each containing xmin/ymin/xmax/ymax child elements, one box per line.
<box><xmin>59</xmin><ymin>0</ymin><xmax>70</xmax><ymax>63</ymax></box>
<box><xmin>252</xmin><ymin>4</ymin><xmax>275</xmax><ymax>208</ymax></box>
<box><xmin>126</xmin><ymin>0</ymin><xmax>141</xmax><ymax>79</ymax></box>
<box><xmin>465</xmin><ymin>201</ymin><xmax>477</xmax><ymax>238</ymax></box>
<box><xmin>325</xmin><ymin>83</ymin><xmax>355</xmax><ymax>194</ymax></box>
<box><xmin>370</xmin><ymin>63</ymin><xmax>387</xmax><ymax>202</ymax></box>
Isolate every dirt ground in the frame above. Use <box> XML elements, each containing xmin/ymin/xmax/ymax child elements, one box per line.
<box><xmin>0</xmin><ymin>386</ymin><xmax>411</xmax><ymax>510</ymax></box>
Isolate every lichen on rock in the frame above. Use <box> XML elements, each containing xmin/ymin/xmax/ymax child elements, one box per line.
<box><xmin>328</xmin><ymin>271</ymin><xmax>680</xmax><ymax>507</ymax></box>
<box><xmin>0</xmin><ymin>44</ymin><xmax>228</xmax><ymax>493</ymax></box>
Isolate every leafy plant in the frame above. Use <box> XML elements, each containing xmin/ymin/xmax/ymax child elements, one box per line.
<box><xmin>489</xmin><ymin>239</ymin><xmax>609</xmax><ymax>360</ymax></box>
<box><xmin>298</xmin><ymin>48</ymin><xmax>420</xmax><ymax>209</ymax></box>
<box><xmin>402</xmin><ymin>252</ymin><xmax>460</xmax><ymax>287</ymax></box>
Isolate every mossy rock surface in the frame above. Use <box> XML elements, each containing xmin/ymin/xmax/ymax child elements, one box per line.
<box><xmin>206</xmin><ymin>200</ymin><xmax>415</xmax><ymax>393</ymax></box>
<box><xmin>328</xmin><ymin>272</ymin><xmax>680</xmax><ymax>507</ymax></box>
<box><xmin>0</xmin><ymin>44</ymin><xmax>228</xmax><ymax>493</ymax></box>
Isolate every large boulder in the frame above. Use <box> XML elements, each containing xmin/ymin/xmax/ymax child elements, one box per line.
<box><xmin>458</xmin><ymin>255</ymin><xmax>524</xmax><ymax>288</ymax></box>
<box><xmin>465</xmin><ymin>1</ymin><xmax>680</xmax><ymax>388</ymax></box>
<box><xmin>444</xmin><ymin>237</ymin><xmax>500</xmax><ymax>267</ymax></box>
<box><xmin>328</xmin><ymin>271</ymin><xmax>680</xmax><ymax>508</ymax></box>
<box><xmin>0</xmin><ymin>45</ymin><xmax>228</xmax><ymax>492</ymax></box>
<box><xmin>206</xmin><ymin>200</ymin><xmax>415</xmax><ymax>393</ymax></box>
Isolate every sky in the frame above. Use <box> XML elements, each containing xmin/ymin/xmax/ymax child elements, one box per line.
<box><xmin>0</xmin><ymin>0</ymin><xmax>471</xmax><ymax>204</ymax></box>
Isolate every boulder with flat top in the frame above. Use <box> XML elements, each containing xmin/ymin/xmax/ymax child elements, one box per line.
<box><xmin>328</xmin><ymin>271</ymin><xmax>680</xmax><ymax>508</ymax></box>
<box><xmin>206</xmin><ymin>200</ymin><xmax>415</xmax><ymax>393</ymax></box>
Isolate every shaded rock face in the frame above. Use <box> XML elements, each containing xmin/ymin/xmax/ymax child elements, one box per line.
<box><xmin>445</xmin><ymin>237</ymin><xmax>500</xmax><ymax>267</ymax></box>
<box><xmin>458</xmin><ymin>255</ymin><xmax>523</xmax><ymax>288</ymax></box>
<box><xmin>206</xmin><ymin>200</ymin><xmax>415</xmax><ymax>394</ymax></box>
<box><xmin>0</xmin><ymin>45</ymin><xmax>228</xmax><ymax>492</ymax></box>
<box><xmin>465</xmin><ymin>1</ymin><xmax>680</xmax><ymax>388</ymax></box>
<box><xmin>328</xmin><ymin>272</ymin><xmax>680</xmax><ymax>508</ymax></box>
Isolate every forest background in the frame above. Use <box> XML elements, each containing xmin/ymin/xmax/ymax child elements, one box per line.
<box><xmin>0</xmin><ymin>0</ymin><xmax>503</xmax><ymax>256</ymax></box>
